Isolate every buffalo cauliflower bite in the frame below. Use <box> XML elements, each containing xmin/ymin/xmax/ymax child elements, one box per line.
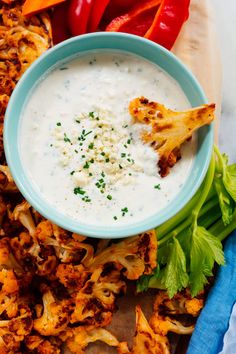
<box><xmin>56</xmin><ymin>263</ymin><xmax>90</xmax><ymax>290</ymax></box>
<box><xmin>35</xmin><ymin>220</ymin><xmax>94</xmax><ymax>264</ymax></box>
<box><xmin>118</xmin><ymin>306</ymin><xmax>170</xmax><ymax>354</ymax></box>
<box><xmin>70</xmin><ymin>266</ymin><xmax>126</xmax><ymax>326</ymax></box>
<box><xmin>10</xmin><ymin>231</ymin><xmax>58</xmax><ymax>277</ymax></box>
<box><xmin>9</xmin><ymin>200</ymin><xmax>36</xmax><ymax>236</ymax></box>
<box><xmin>148</xmin><ymin>290</ymin><xmax>204</xmax><ymax>336</ymax></box>
<box><xmin>129</xmin><ymin>97</ymin><xmax>215</xmax><ymax>177</ymax></box>
<box><xmin>25</xmin><ymin>334</ymin><xmax>62</xmax><ymax>354</ymax></box>
<box><xmin>65</xmin><ymin>326</ymin><xmax>119</xmax><ymax>354</ymax></box>
<box><xmin>0</xmin><ymin>305</ymin><xmax>33</xmax><ymax>353</ymax></box>
<box><xmin>153</xmin><ymin>290</ymin><xmax>204</xmax><ymax>317</ymax></box>
<box><xmin>0</xmin><ymin>165</ymin><xmax>18</xmax><ymax>193</ymax></box>
<box><xmin>0</xmin><ymin>269</ymin><xmax>19</xmax><ymax>319</ymax></box>
<box><xmin>87</xmin><ymin>230</ymin><xmax>157</xmax><ymax>279</ymax></box>
<box><xmin>33</xmin><ymin>288</ymin><xmax>71</xmax><ymax>336</ymax></box>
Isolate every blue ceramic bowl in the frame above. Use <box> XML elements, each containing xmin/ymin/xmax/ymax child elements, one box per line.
<box><xmin>4</xmin><ymin>32</ymin><xmax>213</xmax><ymax>239</ymax></box>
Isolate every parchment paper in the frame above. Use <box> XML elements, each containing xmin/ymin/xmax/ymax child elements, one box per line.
<box><xmin>65</xmin><ymin>0</ymin><xmax>222</xmax><ymax>352</ymax></box>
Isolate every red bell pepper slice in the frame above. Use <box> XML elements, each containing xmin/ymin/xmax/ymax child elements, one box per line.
<box><xmin>51</xmin><ymin>2</ymin><xmax>70</xmax><ymax>44</ymax></box>
<box><xmin>87</xmin><ymin>0</ymin><xmax>110</xmax><ymax>32</ymax></box>
<box><xmin>68</xmin><ymin>0</ymin><xmax>94</xmax><ymax>37</ymax></box>
<box><xmin>106</xmin><ymin>0</ymin><xmax>161</xmax><ymax>37</ymax></box>
<box><xmin>145</xmin><ymin>0</ymin><xmax>190</xmax><ymax>50</ymax></box>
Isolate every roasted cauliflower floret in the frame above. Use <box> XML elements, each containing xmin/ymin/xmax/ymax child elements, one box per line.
<box><xmin>56</xmin><ymin>263</ymin><xmax>89</xmax><ymax>290</ymax></box>
<box><xmin>149</xmin><ymin>290</ymin><xmax>204</xmax><ymax>336</ymax></box>
<box><xmin>66</xmin><ymin>327</ymin><xmax>119</xmax><ymax>354</ymax></box>
<box><xmin>118</xmin><ymin>306</ymin><xmax>170</xmax><ymax>354</ymax></box>
<box><xmin>35</xmin><ymin>220</ymin><xmax>94</xmax><ymax>264</ymax></box>
<box><xmin>0</xmin><ymin>305</ymin><xmax>33</xmax><ymax>353</ymax></box>
<box><xmin>70</xmin><ymin>266</ymin><xmax>126</xmax><ymax>326</ymax></box>
<box><xmin>33</xmin><ymin>288</ymin><xmax>71</xmax><ymax>336</ymax></box>
<box><xmin>129</xmin><ymin>97</ymin><xmax>215</xmax><ymax>176</ymax></box>
<box><xmin>10</xmin><ymin>231</ymin><xmax>57</xmax><ymax>277</ymax></box>
<box><xmin>0</xmin><ymin>269</ymin><xmax>19</xmax><ymax>319</ymax></box>
<box><xmin>25</xmin><ymin>335</ymin><xmax>62</xmax><ymax>354</ymax></box>
<box><xmin>0</xmin><ymin>238</ymin><xmax>23</xmax><ymax>275</ymax></box>
<box><xmin>87</xmin><ymin>230</ymin><xmax>157</xmax><ymax>279</ymax></box>
<box><xmin>153</xmin><ymin>290</ymin><xmax>204</xmax><ymax>317</ymax></box>
<box><xmin>9</xmin><ymin>200</ymin><xmax>36</xmax><ymax>236</ymax></box>
<box><xmin>0</xmin><ymin>165</ymin><xmax>18</xmax><ymax>193</ymax></box>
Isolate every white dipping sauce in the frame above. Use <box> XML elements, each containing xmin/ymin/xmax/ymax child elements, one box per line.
<box><xmin>20</xmin><ymin>51</ymin><xmax>196</xmax><ymax>226</ymax></box>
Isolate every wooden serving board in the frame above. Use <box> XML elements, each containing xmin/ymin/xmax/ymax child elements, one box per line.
<box><xmin>65</xmin><ymin>1</ymin><xmax>222</xmax><ymax>353</ymax></box>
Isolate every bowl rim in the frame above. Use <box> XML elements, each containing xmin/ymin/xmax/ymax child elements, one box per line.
<box><xmin>3</xmin><ymin>32</ymin><xmax>213</xmax><ymax>239</ymax></box>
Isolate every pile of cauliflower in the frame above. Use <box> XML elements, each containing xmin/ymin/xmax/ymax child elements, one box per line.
<box><xmin>0</xmin><ymin>170</ymin><xmax>204</xmax><ymax>353</ymax></box>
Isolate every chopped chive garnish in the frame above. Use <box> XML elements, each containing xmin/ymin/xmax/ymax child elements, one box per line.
<box><xmin>70</xmin><ymin>170</ymin><xmax>75</xmax><ymax>175</ymax></box>
<box><xmin>75</xmin><ymin>119</ymin><xmax>80</xmax><ymax>124</ymax></box>
<box><xmin>123</xmin><ymin>124</ymin><xmax>128</xmax><ymax>128</ymax></box>
<box><xmin>127</xmin><ymin>139</ymin><xmax>131</xmax><ymax>144</ymax></box>
<box><xmin>82</xmin><ymin>155</ymin><xmax>85</xmax><ymax>158</ymax></box>
<box><xmin>64</xmin><ymin>133</ymin><xmax>71</xmax><ymax>143</ymax></box>
<box><xmin>56</xmin><ymin>122</ymin><xmax>61</xmax><ymax>126</ymax></box>
<box><xmin>121</xmin><ymin>153</ymin><xmax>126</xmax><ymax>158</ymax></box>
<box><xmin>89</xmin><ymin>111</ymin><xmax>94</xmax><ymax>118</ymax></box>
<box><xmin>101</xmin><ymin>171</ymin><xmax>105</xmax><ymax>178</ymax></box>
<box><xmin>119</xmin><ymin>164</ymin><xmax>123</xmax><ymax>169</ymax></box>
<box><xmin>84</xmin><ymin>130</ymin><xmax>92</xmax><ymax>137</ymax></box>
<box><xmin>89</xmin><ymin>172</ymin><xmax>93</xmax><ymax>176</ymax></box>
<box><xmin>74</xmin><ymin>187</ymin><xmax>86</xmax><ymax>195</ymax></box>
<box><xmin>99</xmin><ymin>178</ymin><xmax>104</xmax><ymax>183</ymax></box>
<box><xmin>105</xmin><ymin>158</ymin><xmax>110</xmax><ymax>163</ymax></box>
<box><xmin>124</xmin><ymin>144</ymin><xmax>127</xmax><ymax>148</ymax></box>
<box><xmin>113</xmin><ymin>216</ymin><xmax>118</xmax><ymax>220</ymax></box>
<box><xmin>154</xmin><ymin>184</ymin><xmax>161</xmax><ymax>190</ymax></box>
<box><xmin>94</xmin><ymin>135</ymin><xmax>98</xmax><ymax>139</ymax></box>
<box><xmin>129</xmin><ymin>173</ymin><xmax>132</xmax><ymax>176</ymax></box>
<box><xmin>107</xmin><ymin>195</ymin><xmax>112</xmax><ymax>200</ymax></box>
<box><xmin>50</xmin><ymin>144</ymin><xmax>53</xmax><ymax>147</ymax></box>
<box><xmin>88</xmin><ymin>143</ymin><xmax>94</xmax><ymax>149</ymax></box>
<box><xmin>74</xmin><ymin>149</ymin><xmax>78</xmax><ymax>153</ymax></box>
<box><xmin>121</xmin><ymin>207</ymin><xmax>128</xmax><ymax>216</ymax></box>
<box><xmin>101</xmin><ymin>152</ymin><xmax>105</xmax><ymax>156</ymax></box>
<box><xmin>83</xmin><ymin>161</ymin><xmax>90</xmax><ymax>169</ymax></box>
<box><xmin>90</xmin><ymin>159</ymin><xmax>94</xmax><ymax>163</ymax></box>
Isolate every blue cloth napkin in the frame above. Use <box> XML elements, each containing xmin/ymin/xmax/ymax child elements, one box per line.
<box><xmin>187</xmin><ymin>230</ymin><xmax>236</xmax><ymax>354</ymax></box>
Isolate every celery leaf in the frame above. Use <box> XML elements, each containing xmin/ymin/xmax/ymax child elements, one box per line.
<box><xmin>161</xmin><ymin>238</ymin><xmax>188</xmax><ymax>298</ymax></box>
<box><xmin>189</xmin><ymin>226</ymin><xmax>224</xmax><ymax>297</ymax></box>
<box><xmin>224</xmin><ymin>163</ymin><xmax>236</xmax><ymax>202</ymax></box>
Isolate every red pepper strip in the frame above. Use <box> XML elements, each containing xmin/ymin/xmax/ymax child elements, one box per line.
<box><xmin>106</xmin><ymin>0</ymin><xmax>161</xmax><ymax>37</ymax></box>
<box><xmin>68</xmin><ymin>0</ymin><xmax>94</xmax><ymax>37</ymax></box>
<box><xmin>144</xmin><ymin>0</ymin><xmax>190</xmax><ymax>50</ymax></box>
<box><xmin>51</xmin><ymin>2</ymin><xmax>70</xmax><ymax>44</ymax></box>
<box><xmin>102</xmin><ymin>0</ymin><xmax>142</xmax><ymax>26</ymax></box>
<box><xmin>87</xmin><ymin>0</ymin><xmax>110</xmax><ymax>32</ymax></box>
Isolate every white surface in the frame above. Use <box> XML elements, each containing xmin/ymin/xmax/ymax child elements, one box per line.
<box><xmin>213</xmin><ymin>0</ymin><xmax>236</xmax><ymax>162</ymax></box>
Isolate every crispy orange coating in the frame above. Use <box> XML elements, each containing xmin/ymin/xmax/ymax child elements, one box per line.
<box><xmin>129</xmin><ymin>96</ymin><xmax>215</xmax><ymax>176</ymax></box>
